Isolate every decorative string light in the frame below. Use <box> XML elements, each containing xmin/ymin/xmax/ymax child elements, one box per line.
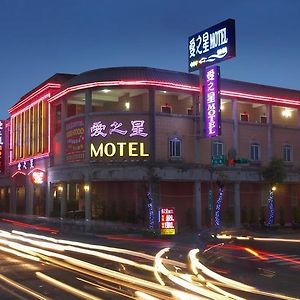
<box><xmin>215</xmin><ymin>186</ymin><xmax>224</xmax><ymax>227</ymax></box>
<box><xmin>146</xmin><ymin>191</ymin><xmax>154</xmax><ymax>231</ymax></box>
<box><xmin>266</xmin><ymin>190</ymin><xmax>275</xmax><ymax>226</ymax></box>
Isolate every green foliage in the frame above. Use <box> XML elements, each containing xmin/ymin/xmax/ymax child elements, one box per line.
<box><xmin>261</xmin><ymin>158</ymin><xmax>287</xmax><ymax>185</ymax></box>
<box><xmin>279</xmin><ymin>206</ymin><xmax>285</xmax><ymax>226</ymax></box>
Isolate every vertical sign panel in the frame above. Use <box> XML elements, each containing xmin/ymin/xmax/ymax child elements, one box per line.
<box><xmin>0</xmin><ymin>120</ymin><xmax>4</xmax><ymax>174</ymax></box>
<box><xmin>65</xmin><ymin>118</ymin><xmax>85</xmax><ymax>162</ymax></box>
<box><xmin>203</xmin><ymin>66</ymin><xmax>221</xmax><ymax>138</ymax></box>
<box><xmin>160</xmin><ymin>207</ymin><xmax>176</xmax><ymax>235</ymax></box>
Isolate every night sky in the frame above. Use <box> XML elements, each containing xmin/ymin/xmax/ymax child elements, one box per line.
<box><xmin>1</xmin><ymin>0</ymin><xmax>300</xmax><ymax>119</ymax></box>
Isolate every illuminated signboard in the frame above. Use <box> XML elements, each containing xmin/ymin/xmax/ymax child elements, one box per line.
<box><xmin>203</xmin><ymin>65</ymin><xmax>221</xmax><ymax>138</ymax></box>
<box><xmin>31</xmin><ymin>170</ymin><xmax>45</xmax><ymax>184</ymax></box>
<box><xmin>90</xmin><ymin>119</ymin><xmax>149</xmax><ymax>159</ymax></box>
<box><xmin>160</xmin><ymin>207</ymin><xmax>176</xmax><ymax>235</ymax></box>
<box><xmin>0</xmin><ymin>120</ymin><xmax>4</xmax><ymax>173</ymax></box>
<box><xmin>65</xmin><ymin>118</ymin><xmax>85</xmax><ymax>162</ymax></box>
<box><xmin>17</xmin><ymin>158</ymin><xmax>34</xmax><ymax>170</ymax></box>
<box><xmin>188</xmin><ymin>18</ymin><xmax>236</xmax><ymax>72</ymax></box>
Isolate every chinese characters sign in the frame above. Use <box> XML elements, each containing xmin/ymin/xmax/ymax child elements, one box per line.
<box><xmin>160</xmin><ymin>207</ymin><xmax>176</xmax><ymax>235</ymax></box>
<box><xmin>17</xmin><ymin>159</ymin><xmax>34</xmax><ymax>170</ymax></box>
<box><xmin>90</xmin><ymin>119</ymin><xmax>150</xmax><ymax>159</ymax></box>
<box><xmin>0</xmin><ymin>120</ymin><xmax>4</xmax><ymax>173</ymax></box>
<box><xmin>203</xmin><ymin>66</ymin><xmax>221</xmax><ymax>138</ymax></box>
<box><xmin>90</xmin><ymin>120</ymin><xmax>148</xmax><ymax>138</ymax></box>
<box><xmin>65</xmin><ymin>118</ymin><xmax>85</xmax><ymax>162</ymax></box>
<box><xmin>31</xmin><ymin>171</ymin><xmax>45</xmax><ymax>184</ymax></box>
<box><xmin>188</xmin><ymin>19</ymin><xmax>236</xmax><ymax>71</ymax></box>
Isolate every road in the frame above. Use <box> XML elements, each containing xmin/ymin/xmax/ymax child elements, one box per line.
<box><xmin>0</xmin><ymin>219</ymin><xmax>299</xmax><ymax>299</ymax></box>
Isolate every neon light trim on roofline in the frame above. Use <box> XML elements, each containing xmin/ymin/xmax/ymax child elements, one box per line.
<box><xmin>9</xmin><ymin>83</ymin><xmax>61</xmax><ymax>113</ymax></box>
<box><xmin>47</xmin><ymin>80</ymin><xmax>199</xmax><ymax>103</ymax></box>
<box><xmin>47</xmin><ymin>80</ymin><xmax>300</xmax><ymax>107</ymax></box>
<box><xmin>10</xmin><ymin>93</ymin><xmax>51</xmax><ymax>118</ymax></box>
<box><xmin>221</xmin><ymin>90</ymin><xmax>300</xmax><ymax>107</ymax></box>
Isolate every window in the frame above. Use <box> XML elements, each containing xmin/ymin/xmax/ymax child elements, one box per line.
<box><xmin>169</xmin><ymin>137</ymin><xmax>181</xmax><ymax>158</ymax></box>
<box><xmin>250</xmin><ymin>143</ymin><xmax>260</xmax><ymax>161</ymax></box>
<box><xmin>260</xmin><ymin>115</ymin><xmax>267</xmax><ymax>124</ymax></box>
<box><xmin>212</xmin><ymin>141</ymin><xmax>224</xmax><ymax>156</ymax></box>
<box><xmin>161</xmin><ymin>105</ymin><xmax>171</xmax><ymax>114</ymax></box>
<box><xmin>240</xmin><ymin>112</ymin><xmax>249</xmax><ymax>121</ymax></box>
<box><xmin>283</xmin><ymin>144</ymin><xmax>292</xmax><ymax>162</ymax></box>
<box><xmin>187</xmin><ymin>107</ymin><xmax>193</xmax><ymax>115</ymax></box>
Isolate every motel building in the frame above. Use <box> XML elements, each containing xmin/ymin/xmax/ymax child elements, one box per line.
<box><xmin>0</xmin><ymin>66</ymin><xmax>300</xmax><ymax>231</ymax></box>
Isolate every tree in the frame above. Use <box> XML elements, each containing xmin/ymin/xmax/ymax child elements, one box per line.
<box><xmin>261</xmin><ymin>158</ymin><xmax>287</xmax><ymax>226</ymax></box>
<box><xmin>261</xmin><ymin>158</ymin><xmax>287</xmax><ymax>186</ymax></box>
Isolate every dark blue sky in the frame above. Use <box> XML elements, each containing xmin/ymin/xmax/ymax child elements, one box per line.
<box><xmin>1</xmin><ymin>0</ymin><xmax>300</xmax><ymax>119</ymax></box>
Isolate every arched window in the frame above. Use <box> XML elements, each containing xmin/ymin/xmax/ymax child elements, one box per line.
<box><xmin>250</xmin><ymin>143</ymin><xmax>260</xmax><ymax>161</ymax></box>
<box><xmin>169</xmin><ymin>137</ymin><xmax>181</xmax><ymax>159</ymax></box>
<box><xmin>283</xmin><ymin>144</ymin><xmax>292</xmax><ymax>162</ymax></box>
<box><xmin>212</xmin><ymin>141</ymin><xmax>224</xmax><ymax>156</ymax></box>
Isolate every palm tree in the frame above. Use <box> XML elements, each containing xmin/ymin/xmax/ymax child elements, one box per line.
<box><xmin>261</xmin><ymin>158</ymin><xmax>287</xmax><ymax>226</ymax></box>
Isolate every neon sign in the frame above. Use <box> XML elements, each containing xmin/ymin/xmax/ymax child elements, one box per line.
<box><xmin>203</xmin><ymin>65</ymin><xmax>221</xmax><ymax>138</ymax></box>
<box><xmin>65</xmin><ymin>118</ymin><xmax>85</xmax><ymax>162</ymax></box>
<box><xmin>188</xmin><ymin>18</ymin><xmax>236</xmax><ymax>71</ymax></box>
<box><xmin>91</xmin><ymin>142</ymin><xmax>149</xmax><ymax>158</ymax></box>
<box><xmin>90</xmin><ymin>120</ymin><xmax>148</xmax><ymax>138</ymax></box>
<box><xmin>90</xmin><ymin>119</ymin><xmax>149</xmax><ymax>159</ymax></box>
<box><xmin>31</xmin><ymin>171</ymin><xmax>45</xmax><ymax>184</ymax></box>
<box><xmin>0</xmin><ymin>120</ymin><xmax>4</xmax><ymax>173</ymax></box>
<box><xmin>160</xmin><ymin>207</ymin><xmax>176</xmax><ymax>235</ymax></box>
<box><xmin>17</xmin><ymin>159</ymin><xmax>34</xmax><ymax>170</ymax></box>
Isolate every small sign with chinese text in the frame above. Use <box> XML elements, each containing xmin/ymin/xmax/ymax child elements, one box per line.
<box><xmin>160</xmin><ymin>207</ymin><xmax>176</xmax><ymax>235</ymax></box>
<box><xmin>203</xmin><ymin>65</ymin><xmax>221</xmax><ymax>138</ymax></box>
<box><xmin>188</xmin><ymin>19</ymin><xmax>236</xmax><ymax>71</ymax></box>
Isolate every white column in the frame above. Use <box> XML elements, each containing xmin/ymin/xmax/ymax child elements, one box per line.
<box><xmin>194</xmin><ymin>181</ymin><xmax>202</xmax><ymax>230</ymax></box>
<box><xmin>267</xmin><ymin>104</ymin><xmax>273</xmax><ymax>161</ymax></box>
<box><xmin>232</xmin><ymin>99</ymin><xmax>239</xmax><ymax>155</ymax></box>
<box><xmin>234</xmin><ymin>182</ymin><xmax>241</xmax><ymax>228</ymax></box>
<box><xmin>26</xmin><ymin>175</ymin><xmax>33</xmax><ymax>215</ymax></box>
<box><xmin>45</xmin><ymin>181</ymin><xmax>53</xmax><ymax>217</ymax></box>
<box><xmin>84</xmin><ymin>182</ymin><xmax>92</xmax><ymax>221</ymax></box>
<box><xmin>10</xmin><ymin>181</ymin><xmax>17</xmax><ymax>213</ymax></box>
<box><xmin>59</xmin><ymin>183</ymin><xmax>67</xmax><ymax>218</ymax></box>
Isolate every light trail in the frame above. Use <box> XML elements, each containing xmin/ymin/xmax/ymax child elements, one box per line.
<box><xmin>36</xmin><ymin>272</ymin><xmax>103</xmax><ymax>300</ymax></box>
<box><xmin>0</xmin><ymin>274</ymin><xmax>51</xmax><ymax>300</ymax></box>
<box><xmin>0</xmin><ymin>228</ymin><xmax>298</xmax><ymax>300</ymax></box>
<box><xmin>189</xmin><ymin>248</ymin><xmax>300</xmax><ymax>300</ymax></box>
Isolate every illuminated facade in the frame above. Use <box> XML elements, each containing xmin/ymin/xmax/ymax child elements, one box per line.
<box><xmin>1</xmin><ymin>67</ymin><xmax>300</xmax><ymax>230</ymax></box>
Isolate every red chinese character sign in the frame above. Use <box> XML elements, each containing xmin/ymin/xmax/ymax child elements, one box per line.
<box><xmin>65</xmin><ymin>118</ymin><xmax>85</xmax><ymax>162</ymax></box>
<box><xmin>160</xmin><ymin>207</ymin><xmax>176</xmax><ymax>235</ymax></box>
<box><xmin>31</xmin><ymin>170</ymin><xmax>45</xmax><ymax>184</ymax></box>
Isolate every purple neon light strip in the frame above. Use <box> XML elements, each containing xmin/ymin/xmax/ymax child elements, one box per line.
<box><xmin>204</xmin><ymin>66</ymin><xmax>220</xmax><ymax>138</ymax></box>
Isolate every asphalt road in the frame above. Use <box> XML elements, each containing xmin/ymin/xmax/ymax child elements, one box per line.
<box><xmin>0</xmin><ymin>219</ymin><xmax>299</xmax><ymax>300</ymax></box>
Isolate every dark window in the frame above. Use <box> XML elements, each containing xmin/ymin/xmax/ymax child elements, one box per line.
<box><xmin>283</xmin><ymin>144</ymin><xmax>292</xmax><ymax>162</ymax></box>
<box><xmin>161</xmin><ymin>106</ymin><xmax>171</xmax><ymax>114</ymax></box>
<box><xmin>169</xmin><ymin>137</ymin><xmax>181</xmax><ymax>158</ymax></box>
<box><xmin>260</xmin><ymin>115</ymin><xmax>267</xmax><ymax>124</ymax></box>
<box><xmin>212</xmin><ymin>141</ymin><xmax>224</xmax><ymax>156</ymax></box>
<box><xmin>240</xmin><ymin>113</ymin><xmax>249</xmax><ymax>122</ymax></box>
<box><xmin>250</xmin><ymin>143</ymin><xmax>260</xmax><ymax>161</ymax></box>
